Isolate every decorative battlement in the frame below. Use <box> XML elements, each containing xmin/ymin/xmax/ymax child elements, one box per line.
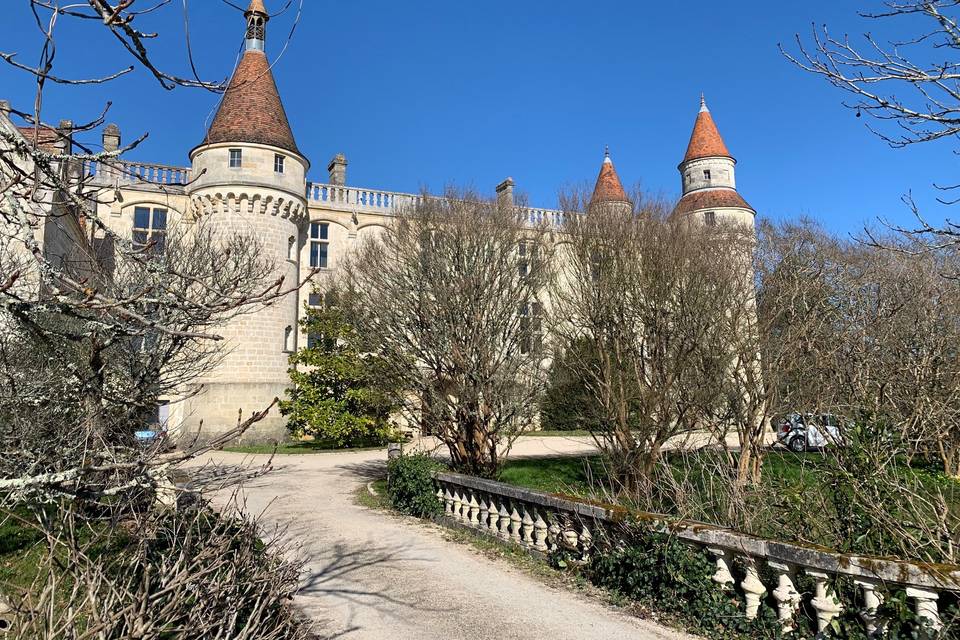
<box><xmin>84</xmin><ymin>160</ymin><xmax>192</xmax><ymax>193</ymax></box>
<box><xmin>306</xmin><ymin>181</ymin><xmax>568</xmax><ymax>227</ymax></box>
<box><xmin>190</xmin><ymin>189</ymin><xmax>306</xmax><ymax>222</ymax></box>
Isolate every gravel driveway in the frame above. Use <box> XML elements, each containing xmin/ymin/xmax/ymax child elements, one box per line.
<box><xmin>195</xmin><ymin>437</ymin><xmax>697</xmax><ymax>640</ymax></box>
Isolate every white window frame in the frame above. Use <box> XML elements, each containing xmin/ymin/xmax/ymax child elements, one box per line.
<box><xmin>309</xmin><ymin>222</ymin><xmax>329</xmax><ymax>269</ymax></box>
<box><xmin>132</xmin><ymin>205</ymin><xmax>168</xmax><ymax>252</ymax></box>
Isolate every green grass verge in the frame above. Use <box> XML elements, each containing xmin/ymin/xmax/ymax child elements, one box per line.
<box><xmin>519</xmin><ymin>430</ymin><xmax>593</xmax><ymax>438</ymax></box>
<box><xmin>355</xmin><ymin>479</ymin><xmax>390</xmax><ymax>510</ymax></box>
<box><xmin>223</xmin><ymin>440</ymin><xmax>389</xmax><ymax>455</ymax></box>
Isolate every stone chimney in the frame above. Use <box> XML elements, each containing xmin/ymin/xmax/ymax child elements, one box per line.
<box><xmin>102</xmin><ymin>123</ymin><xmax>121</xmax><ymax>153</ymax></box>
<box><xmin>496</xmin><ymin>177</ymin><xmax>515</xmax><ymax>207</ymax></box>
<box><xmin>56</xmin><ymin>119</ymin><xmax>74</xmax><ymax>156</ymax></box>
<box><xmin>327</xmin><ymin>153</ymin><xmax>347</xmax><ymax>185</ymax></box>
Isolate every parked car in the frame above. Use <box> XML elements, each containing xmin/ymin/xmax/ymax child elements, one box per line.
<box><xmin>775</xmin><ymin>413</ymin><xmax>842</xmax><ymax>452</ymax></box>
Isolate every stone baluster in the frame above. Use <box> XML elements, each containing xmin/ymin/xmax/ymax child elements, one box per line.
<box><xmin>579</xmin><ymin>523</ymin><xmax>593</xmax><ymax>560</ymax></box>
<box><xmin>468</xmin><ymin>493</ymin><xmax>480</xmax><ymax>526</ymax></box>
<box><xmin>435</xmin><ymin>486</ymin><xmax>444</xmax><ymax>511</ymax></box>
<box><xmin>708</xmin><ymin>548</ymin><xmax>735</xmax><ymax>589</ymax></box>
<box><xmin>740</xmin><ymin>558</ymin><xmax>766</xmax><ymax>620</ymax></box>
<box><xmin>443</xmin><ymin>487</ymin><xmax>453</xmax><ymax>516</ymax></box>
<box><xmin>498</xmin><ymin>503</ymin><xmax>511</xmax><ymax>540</ymax></box>
<box><xmin>854</xmin><ymin>579</ymin><xmax>883</xmax><ymax>636</ymax></box>
<box><xmin>452</xmin><ymin>490</ymin><xmax>463</xmax><ymax>521</ymax></box>
<box><xmin>905</xmin><ymin>587</ymin><xmax>942</xmax><ymax>633</ymax></box>
<box><xmin>807</xmin><ymin>570</ymin><xmax>843</xmax><ymax>633</ymax></box>
<box><xmin>521</xmin><ymin>507</ymin><xmax>534</xmax><ymax>546</ymax></box>
<box><xmin>547</xmin><ymin>519</ymin><xmax>561</xmax><ymax>552</ymax></box>
<box><xmin>478</xmin><ymin>494</ymin><xmax>489</xmax><ymax>527</ymax></box>
<box><xmin>488</xmin><ymin>497</ymin><xmax>500</xmax><ymax>534</ymax></box>
<box><xmin>533</xmin><ymin>511</ymin><xmax>549</xmax><ymax>552</ymax></box>
<box><xmin>509</xmin><ymin>504</ymin><xmax>522</xmax><ymax>543</ymax></box>
<box><xmin>769</xmin><ymin>561</ymin><xmax>800</xmax><ymax>630</ymax></box>
<box><xmin>561</xmin><ymin>517</ymin><xmax>580</xmax><ymax>551</ymax></box>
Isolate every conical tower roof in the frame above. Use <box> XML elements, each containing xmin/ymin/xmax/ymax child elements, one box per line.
<box><xmin>682</xmin><ymin>95</ymin><xmax>731</xmax><ymax>163</ymax></box>
<box><xmin>201</xmin><ymin>1</ymin><xmax>300</xmax><ymax>155</ymax></box>
<box><xmin>591</xmin><ymin>148</ymin><xmax>630</xmax><ymax>204</ymax></box>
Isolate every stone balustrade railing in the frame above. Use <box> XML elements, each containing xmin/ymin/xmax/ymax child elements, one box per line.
<box><xmin>434</xmin><ymin>471</ymin><xmax>959</xmax><ymax>635</ymax></box>
<box><xmin>83</xmin><ymin>160</ymin><xmax>191</xmax><ymax>190</ymax></box>
<box><xmin>306</xmin><ymin>182</ymin><xmax>567</xmax><ymax>226</ymax></box>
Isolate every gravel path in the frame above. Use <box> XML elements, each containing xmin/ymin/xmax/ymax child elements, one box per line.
<box><xmin>196</xmin><ymin>437</ymin><xmax>697</xmax><ymax>640</ymax></box>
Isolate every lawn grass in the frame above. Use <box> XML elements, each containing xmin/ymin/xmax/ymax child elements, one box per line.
<box><xmin>0</xmin><ymin>510</ymin><xmax>46</xmax><ymax>591</ymax></box>
<box><xmin>222</xmin><ymin>439</ymin><xmax>388</xmax><ymax>455</ymax></box>
<box><xmin>497</xmin><ymin>455</ymin><xmax>606</xmax><ymax>495</ymax></box>
<box><xmin>497</xmin><ymin>449</ymin><xmax>959</xmax><ymax>559</ymax></box>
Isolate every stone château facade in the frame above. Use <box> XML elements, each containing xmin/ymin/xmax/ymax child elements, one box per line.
<box><xmin>1</xmin><ymin>0</ymin><xmax>755</xmax><ymax>443</ymax></box>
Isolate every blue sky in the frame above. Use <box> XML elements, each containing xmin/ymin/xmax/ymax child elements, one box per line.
<box><xmin>2</xmin><ymin>1</ymin><xmax>957</xmax><ymax>236</ymax></box>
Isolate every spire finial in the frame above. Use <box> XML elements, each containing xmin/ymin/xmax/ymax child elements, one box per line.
<box><xmin>604</xmin><ymin>144</ymin><xmax>610</xmax><ymax>160</ymax></box>
<box><xmin>245</xmin><ymin>0</ymin><xmax>268</xmax><ymax>51</ymax></box>
<box><xmin>699</xmin><ymin>92</ymin><xmax>709</xmax><ymax>113</ymax></box>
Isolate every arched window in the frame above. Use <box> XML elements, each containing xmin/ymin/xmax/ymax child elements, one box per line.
<box><xmin>287</xmin><ymin>235</ymin><xmax>296</xmax><ymax>261</ymax></box>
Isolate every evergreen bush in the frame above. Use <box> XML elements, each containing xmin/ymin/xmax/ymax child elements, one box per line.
<box><xmin>387</xmin><ymin>454</ymin><xmax>445</xmax><ymax>517</ymax></box>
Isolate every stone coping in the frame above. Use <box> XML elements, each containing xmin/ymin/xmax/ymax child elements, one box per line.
<box><xmin>435</xmin><ymin>471</ymin><xmax>960</xmax><ymax>591</ymax></box>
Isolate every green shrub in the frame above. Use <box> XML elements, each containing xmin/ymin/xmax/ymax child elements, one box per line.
<box><xmin>280</xmin><ymin>293</ymin><xmax>400</xmax><ymax>448</ymax></box>
<box><xmin>387</xmin><ymin>453</ymin><xmax>445</xmax><ymax>517</ymax></box>
<box><xmin>587</xmin><ymin>528</ymin><xmax>782</xmax><ymax>639</ymax></box>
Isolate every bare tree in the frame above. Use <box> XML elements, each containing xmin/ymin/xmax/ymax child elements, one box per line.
<box><xmin>782</xmin><ymin>1</ymin><xmax>960</xmax><ymax>250</ymax></box>
<box><xmin>340</xmin><ymin>190</ymin><xmax>553</xmax><ymax>476</ymax></box>
<box><xmin>757</xmin><ymin>218</ymin><xmax>960</xmax><ymax>476</ymax></box>
<box><xmin>0</xmin><ymin>3</ymin><xmax>313</xmax><ymax>637</ymax></box>
<box><xmin>550</xmin><ymin>192</ymin><xmax>752</xmax><ymax>493</ymax></box>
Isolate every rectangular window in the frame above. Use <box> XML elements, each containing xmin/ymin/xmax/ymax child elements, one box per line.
<box><xmin>518</xmin><ymin>241</ymin><xmax>540</xmax><ymax>279</ymax></box>
<box><xmin>132</xmin><ymin>206</ymin><xmax>168</xmax><ymax>252</ymax></box>
<box><xmin>704</xmin><ymin>211</ymin><xmax>716</xmax><ymax>226</ymax></box>
<box><xmin>520</xmin><ymin>301</ymin><xmax>543</xmax><ymax>355</ymax></box>
<box><xmin>274</xmin><ymin>154</ymin><xmax>285</xmax><ymax>174</ymax></box>
<box><xmin>703</xmin><ymin>169</ymin><xmax>711</xmax><ymax>180</ymax></box>
<box><xmin>309</xmin><ymin>222</ymin><xmax>329</xmax><ymax>268</ymax></box>
<box><xmin>229</xmin><ymin>148</ymin><xmax>242</xmax><ymax>168</ymax></box>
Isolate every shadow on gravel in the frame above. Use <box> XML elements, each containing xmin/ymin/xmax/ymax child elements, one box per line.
<box><xmin>291</xmin><ymin>530</ymin><xmax>451</xmax><ymax>638</ymax></box>
<box><xmin>334</xmin><ymin>459</ymin><xmax>387</xmax><ymax>482</ymax></box>
<box><xmin>185</xmin><ymin>459</ymin><xmax>293</xmax><ymax>492</ymax></box>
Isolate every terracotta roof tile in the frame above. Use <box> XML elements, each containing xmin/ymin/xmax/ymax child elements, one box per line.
<box><xmin>672</xmin><ymin>188</ymin><xmax>754</xmax><ymax>217</ymax></box>
<box><xmin>17</xmin><ymin>126</ymin><xmax>63</xmax><ymax>153</ymax></box>
<box><xmin>683</xmin><ymin>98</ymin><xmax>731</xmax><ymax>163</ymax></box>
<box><xmin>591</xmin><ymin>153</ymin><xmax>630</xmax><ymax>204</ymax></box>
<box><xmin>203</xmin><ymin>50</ymin><xmax>299</xmax><ymax>154</ymax></box>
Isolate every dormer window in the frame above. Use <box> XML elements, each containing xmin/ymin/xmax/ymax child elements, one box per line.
<box><xmin>703</xmin><ymin>169</ymin><xmax>711</xmax><ymax>180</ymax></box>
<box><xmin>229</xmin><ymin>148</ymin><xmax>242</xmax><ymax>168</ymax></box>
<box><xmin>275</xmin><ymin>154</ymin><xmax>285</xmax><ymax>174</ymax></box>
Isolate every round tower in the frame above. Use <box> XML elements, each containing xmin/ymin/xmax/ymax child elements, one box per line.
<box><xmin>180</xmin><ymin>0</ymin><xmax>309</xmax><ymax>443</ymax></box>
<box><xmin>589</xmin><ymin>147</ymin><xmax>633</xmax><ymax>215</ymax></box>
<box><xmin>672</xmin><ymin>95</ymin><xmax>755</xmax><ymax>229</ymax></box>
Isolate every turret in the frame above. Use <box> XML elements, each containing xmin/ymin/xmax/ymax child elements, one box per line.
<box><xmin>589</xmin><ymin>147</ymin><xmax>632</xmax><ymax>215</ymax></box>
<box><xmin>672</xmin><ymin>95</ymin><xmax>754</xmax><ymax>228</ymax></box>
<box><xmin>179</xmin><ymin>0</ymin><xmax>308</xmax><ymax>444</ymax></box>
